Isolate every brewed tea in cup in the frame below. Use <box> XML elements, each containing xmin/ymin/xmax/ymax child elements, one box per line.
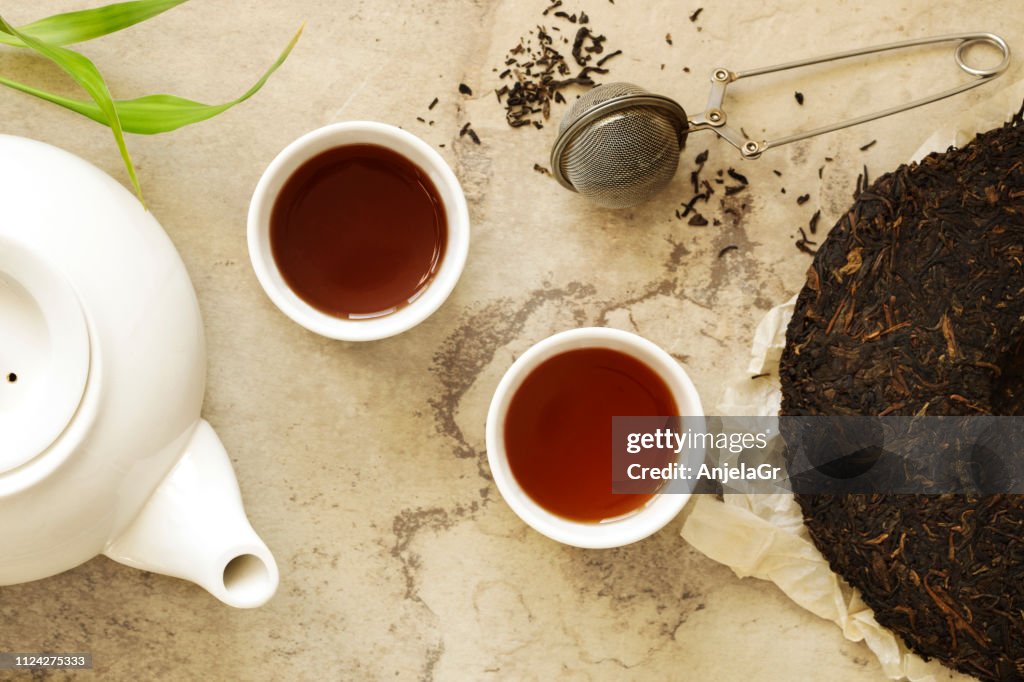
<box><xmin>248</xmin><ymin>122</ymin><xmax>469</xmax><ymax>341</ymax></box>
<box><xmin>486</xmin><ymin>327</ymin><xmax>704</xmax><ymax>548</ymax></box>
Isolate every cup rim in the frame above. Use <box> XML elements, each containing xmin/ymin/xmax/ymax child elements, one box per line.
<box><xmin>485</xmin><ymin>327</ymin><xmax>705</xmax><ymax>549</ymax></box>
<box><xmin>247</xmin><ymin>121</ymin><xmax>470</xmax><ymax>342</ymax></box>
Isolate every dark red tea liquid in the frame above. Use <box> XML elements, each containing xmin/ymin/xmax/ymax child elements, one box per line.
<box><xmin>269</xmin><ymin>144</ymin><xmax>447</xmax><ymax>318</ymax></box>
<box><xmin>504</xmin><ymin>347</ymin><xmax>679</xmax><ymax>522</ymax></box>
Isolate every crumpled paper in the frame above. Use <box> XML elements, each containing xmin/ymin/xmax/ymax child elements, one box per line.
<box><xmin>682</xmin><ymin>78</ymin><xmax>1024</xmax><ymax>682</ymax></box>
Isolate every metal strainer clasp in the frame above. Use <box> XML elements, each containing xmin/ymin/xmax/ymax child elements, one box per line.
<box><xmin>551</xmin><ymin>32</ymin><xmax>1011</xmax><ymax>208</ymax></box>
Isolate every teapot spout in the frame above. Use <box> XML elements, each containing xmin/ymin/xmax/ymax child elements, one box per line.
<box><xmin>104</xmin><ymin>420</ymin><xmax>278</xmax><ymax>608</ymax></box>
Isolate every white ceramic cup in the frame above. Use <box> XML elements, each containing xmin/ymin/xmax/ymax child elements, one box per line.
<box><xmin>486</xmin><ymin>327</ymin><xmax>705</xmax><ymax>549</ymax></box>
<box><xmin>247</xmin><ymin>122</ymin><xmax>470</xmax><ymax>341</ymax></box>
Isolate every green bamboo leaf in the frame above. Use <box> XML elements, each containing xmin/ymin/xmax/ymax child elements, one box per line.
<box><xmin>0</xmin><ymin>25</ymin><xmax>302</xmax><ymax>134</ymax></box>
<box><xmin>0</xmin><ymin>16</ymin><xmax>142</xmax><ymax>202</ymax></box>
<box><xmin>0</xmin><ymin>0</ymin><xmax>188</xmax><ymax>48</ymax></box>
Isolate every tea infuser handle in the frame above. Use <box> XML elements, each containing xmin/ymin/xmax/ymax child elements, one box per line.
<box><xmin>686</xmin><ymin>32</ymin><xmax>1011</xmax><ymax>158</ymax></box>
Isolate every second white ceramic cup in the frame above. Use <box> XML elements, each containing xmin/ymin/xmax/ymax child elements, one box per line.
<box><xmin>486</xmin><ymin>327</ymin><xmax>705</xmax><ymax>549</ymax></box>
<box><xmin>247</xmin><ymin>121</ymin><xmax>470</xmax><ymax>342</ymax></box>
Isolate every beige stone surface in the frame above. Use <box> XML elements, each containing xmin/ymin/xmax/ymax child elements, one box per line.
<box><xmin>0</xmin><ymin>1</ymin><xmax>1021</xmax><ymax>680</ymax></box>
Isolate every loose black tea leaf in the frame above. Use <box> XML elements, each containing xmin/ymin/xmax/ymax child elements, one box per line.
<box><xmin>794</xmin><ymin>222</ymin><xmax>818</xmax><ymax>254</ymax></box>
<box><xmin>795</xmin><ymin>91</ymin><xmax>804</xmax><ymax>105</ymax></box>
<box><xmin>596</xmin><ymin>49</ymin><xmax>622</xmax><ymax>67</ymax></box>
<box><xmin>795</xmin><ymin>239</ymin><xmax>817</xmax><ymax>255</ymax></box>
<box><xmin>679</xmin><ymin>192</ymin><xmax>707</xmax><ymax>217</ymax></box>
<box><xmin>459</xmin><ymin>83</ymin><xmax>473</xmax><ymax>96</ymax></box>
<box><xmin>727</xmin><ymin>168</ymin><xmax>748</xmax><ymax>185</ymax></box>
<box><xmin>808</xmin><ymin>209</ymin><xmax>820</xmax><ymax>235</ymax></box>
<box><xmin>717</xmin><ymin>245</ymin><xmax>738</xmax><ymax>258</ymax></box>
<box><xmin>674</xmin><ymin>148</ymin><xmax>757</xmax><ymax>231</ymax></box>
<box><xmin>859</xmin><ymin>139</ymin><xmax>877</xmax><ymax>151</ymax></box>
<box><xmin>494</xmin><ymin>9</ymin><xmax>621</xmax><ymax>130</ymax></box>
<box><xmin>689</xmin><ymin>7</ymin><xmax>703</xmax><ymax>21</ymax></box>
<box><xmin>542</xmin><ymin>0</ymin><xmax>562</xmax><ymax>15</ymax></box>
<box><xmin>796</xmin><ymin>193</ymin><xmax>810</xmax><ymax>205</ymax></box>
<box><xmin>428</xmin><ymin>97</ymin><xmax>439</xmax><ymax>110</ymax></box>
<box><xmin>781</xmin><ymin>108</ymin><xmax>1024</xmax><ymax>681</ymax></box>
<box><xmin>665</xmin><ymin>33</ymin><xmax>673</xmax><ymax>45</ymax></box>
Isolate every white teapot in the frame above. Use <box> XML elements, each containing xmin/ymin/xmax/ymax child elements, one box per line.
<box><xmin>0</xmin><ymin>135</ymin><xmax>278</xmax><ymax>608</ymax></box>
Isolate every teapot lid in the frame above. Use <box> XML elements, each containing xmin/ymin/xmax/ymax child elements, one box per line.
<box><xmin>0</xmin><ymin>237</ymin><xmax>90</xmax><ymax>477</ymax></box>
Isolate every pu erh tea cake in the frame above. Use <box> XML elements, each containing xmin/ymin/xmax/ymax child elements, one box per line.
<box><xmin>780</xmin><ymin>108</ymin><xmax>1024</xmax><ymax>681</ymax></box>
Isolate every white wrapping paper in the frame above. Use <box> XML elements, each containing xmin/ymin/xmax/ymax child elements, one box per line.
<box><xmin>681</xmin><ymin>79</ymin><xmax>1024</xmax><ymax>682</ymax></box>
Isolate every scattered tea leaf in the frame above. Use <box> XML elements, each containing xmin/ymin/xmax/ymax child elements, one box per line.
<box><xmin>495</xmin><ymin>11</ymin><xmax>620</xmax><ymax>130</ymax></box>
<box><xmin>796</xmin><ymin>240</ymin><xmax>817</xmax><ymax>255</ymax></box>
<box><xmin>727</xmin><ymin>168</ymin><xmax>748</xmax><ymax>184</ymax></box>
<box><xmin>596</xmin><ymin>49</ymin><xmax>621</xmax><ymax>67</ymax></box>
<box><xmin>808</xmin><ymin>209</ymin><xmax>821</xmax><ymax>234</ymax></box>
